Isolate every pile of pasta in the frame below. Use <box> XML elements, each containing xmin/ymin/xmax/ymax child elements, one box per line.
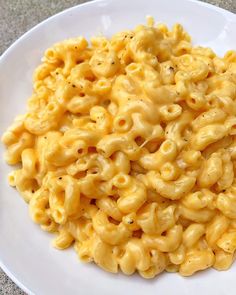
<box><xmin>2</xmin><ymin>19</ymin><xmax>236</xmax><ymax>278</ymax></box>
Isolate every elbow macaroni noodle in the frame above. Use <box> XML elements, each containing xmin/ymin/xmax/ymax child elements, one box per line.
<box><xmin>2</xmin><ymin>18</ymin><xmax>236</xmax><ymax>278</ymax></box>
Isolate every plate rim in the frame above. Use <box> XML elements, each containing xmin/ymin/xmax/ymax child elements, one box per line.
<box><xmin>0</xmin><ymin>0</ymin><xmax>235</xmax><ymax>294</ymax></box>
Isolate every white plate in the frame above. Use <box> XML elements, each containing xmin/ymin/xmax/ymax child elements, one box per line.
<box><xmin>0</xmin><ymin>0</ymin><xmax>236</xmax><ymax>294</ymax></box>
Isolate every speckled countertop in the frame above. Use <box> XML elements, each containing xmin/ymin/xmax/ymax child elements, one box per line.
<box><xmin>0</xmin><ymin>0</ymin><xmax>235</xmax><ymax>294</ymax></box>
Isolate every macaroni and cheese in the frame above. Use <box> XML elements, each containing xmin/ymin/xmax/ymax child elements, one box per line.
<box><xmin>2</xmin><ymin>18</ymin><xmax>236</xmax><ymax>278</ymax></box>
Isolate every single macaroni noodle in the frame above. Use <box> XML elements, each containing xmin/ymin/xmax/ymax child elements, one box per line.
<box><xmin>2</xmin><ymin>17</ymin><xmax>236</xmax><ymax>278</ymax></box>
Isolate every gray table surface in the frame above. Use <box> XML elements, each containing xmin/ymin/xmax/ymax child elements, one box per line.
<box><xmin>0</xmin><ymin>0</ymin><xmax>235</xmax><ymax>294</ymax></box>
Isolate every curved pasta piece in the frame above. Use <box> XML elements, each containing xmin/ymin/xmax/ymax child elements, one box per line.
<box><xmin>190</xmin><ymin>124</ymin><xmax>228</xmax><ymax>151</ymax></box>
<box><xmin>139</xmin><ymin>250</ymin><xmax>167</xmax><ymax>278</ymax></box>
<box><xmin>96</xmin><ymin>197</ymin><xmax>123</xmax><ymax>221</ymax></box>
<box><xmin>117</xmin><ymin>176</ymin><xmax>147</xmax><ymax>213</ymax></box>
<box><xmin>216</xmin><ymin>191</ymin><xmax>236</xmax><ymax>218</ymax></box>
<box><xmin>139</xmin><ymin>139</ymin><xmax>178</xmax><ymax>170</ymax></box>
<box><xmin>137</xmin><ymin>203</ymin><xmax>177</xmax><ymax>235</ymax></box>
<box><xmin>165</xmin><ymin>111</ymin><xmax>194</xmax><ymax>149</ymax></box>
<box><xmin>92</xmin><ymin>210</ymin><xmax>131</xmax><ymax>245</ymax></box>
<box><xmin>142</xmin><ymin>225</ymin><xmax>183</xmax><ymax>252</ymax></box>
<box><xmin>2</xmin><ymin>120</ymin><xmax>35</xmax><ymax>165</ymax></box>
<box><xmin>119</xmin><ymin>238</ymin><xmax>151</xmax><ymax>274</ymax></box>
<box><xmin>213</xmin><ymin>249</ymin><xmax>235</xmax><ymax>271</ymax></box>
<box><xmin>29</xmin><ymin>188</ymin><xmax>49</xmax><ymax>225</ymax></box>
<box><xmin>48</xmin><ymin>175</ymin><xmax>80</xmax><ymax>224</ymax></box>
<box><xmin>147</xmin><ymin>171</ymin><xmax>196</xmax><ymax>200</ymax></box>
<box><xmin>183</xmin><ymin>224</ymin><xmax>205</xmax><ymax>248</ymax></box>
<box><xmin>205</xmin><ymin>215</ymin><xmax>230</xmax><ymax>247</ymax></box>
<box><xmin>179</xmin><ymin>204</ymin><xmax>215</xmax><ymax>223</ymax></box>
<box><xmin>52</xmin><ymin>227</ymin><xmax>74</xmax><ymax>250</ymax></box>
<box><xmin>197</xmin><ymin>153</ymin><xmax>223</xmax><ymax>188</ymax></box>
<box><xmin>216</xmin><ymin>151</ymin><xmax>234</xmax><ymax>191</ymax></box>
<box><xmin>179</xmin><ymin>249</ymin><xmax>215</xmax><ymax>276</ymax></box>
<box><xmin>92</xmin><ymin>237</ymin><xmax>118</xmax><ymax>273</ymax></box>
<box><xmin>168</xmin><ymin>244</ymin><xmax>186</xmax><ymax>265</ymax></box>
<box><xmin>97</xmin><ymin>134</ymin><xmax>141</xmax><ymax>160</ymax></box>
<box><xmin>191</xmin><ymin>108</ymin><xmax>226</xmax><ymax>132</ymax></box>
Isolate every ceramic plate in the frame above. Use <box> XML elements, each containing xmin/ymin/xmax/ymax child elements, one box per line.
<box><xmin>0</xmin><ymin>0</ymin><xmax>236</xmax><ymax>294</ymax></box>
